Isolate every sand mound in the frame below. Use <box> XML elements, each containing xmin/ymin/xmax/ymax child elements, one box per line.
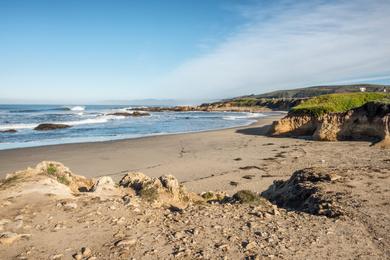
<box><xmin>262</xmin><ymin>167</ymin><xmax>344</xmax><ymax>217</ymax></box>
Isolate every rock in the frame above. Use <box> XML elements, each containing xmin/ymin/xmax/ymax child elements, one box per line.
<box><xmin>243</xmin><ymin>240</ymin><xmax>257</xmax><ymax>250</ymax></box>
<box><xmin>262</xmin><ymin>167</ymin><xmax>344</xmax><ymax>217</ymax></box>
<box><xmin>115</xmin><ymin>238</ymin><xmax>137</xmax><ymax>247</ymax></box>
<box><xmin>81</xmin><ymin>247</ymin><xmax>92</xmax><ymax>257</ymax></box>
<box><xmin>63</xmin><ymin>202</ymin><xmax>78</xmax><ymax>210</ymax></box>
<box><xmin>34</xmin><ymin>123</ymin><xmax>71</xmax><ymax>131</ymax></box>
<box><xmin>119</xmin><ymin>172</ymin><xmax>192</xmax><ymax>205</ymax></box>
<box><xmin>108</xmin><ymin>111</ymin><xmax>150</xmax><ymax>117</ymax></box>
<box><xmin>91</xmin><ymin>176</ymin><xmax>116</xmax><ymax>194</ymax></box>
<box><xmin>73</xmin><ymin>254</ymin><xmax>82</xmax><ymax>260</ymax></box>
<box><xmin>0</xmin><ymin>232</ymin><xmax>31</xmax><ymax>245</ymax></box>
<box><xmin>51</xmin><ymin>254</ymin><xmax>63</xmax><ymax>259</ymax></box>
<box><xmin>0</xmin><ymin>129</ymin><xmax>17</xmax><ymax>133</ymax></box>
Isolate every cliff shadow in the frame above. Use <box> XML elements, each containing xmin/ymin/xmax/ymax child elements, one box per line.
<box><xmin>235</xmin><ymin>124</ymin><xmax>272</xmax><ymax>136</ymax></box>
<box><xmin>236</xmin><ymin>123</ymin><xmax>314</xmax><ymax>141</ymax></box>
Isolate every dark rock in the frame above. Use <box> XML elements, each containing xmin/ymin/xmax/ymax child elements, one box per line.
<box><xmin>34</xmin><ymin>124</ymin><xmax>71</xmax><ymax>131</ymax></box>
<box><xmin>0</xmin><ymin>129</ymin><xmax>17</xmax><ymax>133</ymax></box>
<box><xmin>108</xmin><ymin>111</ymin><xmax>150</xmax><ymax>117</ymax></box>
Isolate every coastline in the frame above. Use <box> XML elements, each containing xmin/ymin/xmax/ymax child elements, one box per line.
<box><xmin>0</xmin><ymin>114</ymin><xmax>282</xmax><ymax>180</ymax></box>
<box><xmin>1</xmin><ymin>111</ymin><xmax>388</xmax><ymax>193</ymax></box>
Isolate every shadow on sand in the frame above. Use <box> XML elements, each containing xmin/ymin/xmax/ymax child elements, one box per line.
<box><xmin>235</xmin><ymin>124</ymin><xmax>272</xmax><ymax>136</ymax></box>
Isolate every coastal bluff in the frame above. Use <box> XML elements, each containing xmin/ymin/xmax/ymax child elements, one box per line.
<box><xmin>270</xmin><ymin>101</ymin><xmax>390</xmax><ymax>148</ymax></box>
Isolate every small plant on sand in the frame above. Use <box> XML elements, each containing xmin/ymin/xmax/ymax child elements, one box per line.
<box><xmin>56</xmin><ymin>175</ymin><xmax>70</xmax><ymax>186</ymax></box>
<box><xmin>47</xmin><ymin>164</ymin><xmax>57</xmax><ymax>175</ymax></box>
<box><xmin>233</xmin><ymin>190</ymin><xmax>262</xmax><ymax>204</ymax></box>
<box><xmin>139</xmin><ymin>186</ymin><xmax>159</xmax><ymax>202</ymax></box>
<box><xmin>201</xmin><ymin>191</ymin><xmax>214</xmax><ymax>200</ymax></box>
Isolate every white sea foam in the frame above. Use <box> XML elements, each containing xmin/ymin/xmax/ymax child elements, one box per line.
<box><xmin>68</xmin><ymin>106</ymin><xmax>85</xmax><ymax>111</ymax></box>
<box><xmin>223</xmin><ymin>112</ymin><xmax>265</xmax><ymax>121</ymax></box>
<box><xmin>0</xmin><ymin>115</ymin><xmax>125</xmax><ymax>130</ymax></box>
<box><xmin>0</xmin><ymin>123</ymin><xmax>37</xmax><ymax>130</ymax></box>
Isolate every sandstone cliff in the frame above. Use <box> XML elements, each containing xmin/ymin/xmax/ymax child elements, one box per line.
<box><xmin>270</xmin><ymin>101</ymin><xmax>390</xmax><ymax>147</ymax></box>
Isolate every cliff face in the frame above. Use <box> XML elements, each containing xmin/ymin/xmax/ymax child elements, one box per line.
<box><xmin>270</xmin><ymin>102</ymin><xmax>390</xmax><ymax>147</ymax></box>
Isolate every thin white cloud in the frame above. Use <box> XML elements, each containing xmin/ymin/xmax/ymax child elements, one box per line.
<box><xmin>157</xmin><ymin>0</ymin><xmax>390</xmax><ymax>99</ymax></box>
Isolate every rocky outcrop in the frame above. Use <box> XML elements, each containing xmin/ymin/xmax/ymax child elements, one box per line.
<box><xmin>108</xmin><ymin>111</ymin><xmax>150</xmax><ymax>117</ymax></box>
<box><xmin>270</xmin><ymin>102</ymin><xmax>390</xmax><ymax>147</ymax></box>
<box><xmin>0</xmin><ymin>129</ymin><xmax>17</xmax><ymax>133</ymax></box>
<box><xmin>34</xmin><ymin>123</ymin><xmax>71</xmax><ymax>131</ymax></box>
<box><xmin>119</xmin><ymin>172</ymin><xmax>199</xmax><ymax>207</ymax></box>
<box><xmin>262</xmin><ymin>167</ymin><xmax>343</xmax><ymax>217</ymax></box>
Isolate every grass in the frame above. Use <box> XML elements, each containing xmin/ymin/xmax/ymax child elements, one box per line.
<box><xmin>45</xmin><ymin>164</ymin><xmax>71</xmax><ymax>186</ymax></box>
<box><xmin>56</xmin><ymin>176</ymin><xmax>70</xmax><ymax>186</ymax></box>
<box><xmin>232</xmin><ymin>98</ymin><xmax>259</xmax><ymax>107</ymax></box>
<box><xmin>47</xmin><ymin>164</ymin><xmax>57</xmax><ymax>175</ymax></box>
<box><xmin>232</xmin><ymin>190</ymin><xmax>262</xmax><ymax>204</ymax></box>
<box><xmin>201</xmin><ymin>191</ymin><xmax>214</xmax><ymax>200</ymax></box>
<box><xmin>291</xmin><ymin>92</ymin><xmax>390</xmax><ymax>116</ymax></box>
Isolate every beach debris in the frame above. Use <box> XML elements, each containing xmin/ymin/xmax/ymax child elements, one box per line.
<box><xmin>242</xmin><ymin>174</ymin><xmax>255</xmax><ymax>180</ymax></box>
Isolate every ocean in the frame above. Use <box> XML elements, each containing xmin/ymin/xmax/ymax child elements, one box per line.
<box><xmin>0</xmin><ymin>104</ymin><xmax>274</xmax><ymax>150</ymax></box>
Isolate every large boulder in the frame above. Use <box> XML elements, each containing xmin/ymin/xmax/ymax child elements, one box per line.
<box><xmin>34</xmin><ymin>123</ymin><xmax>71</xmax><ymax>131</ymax></box>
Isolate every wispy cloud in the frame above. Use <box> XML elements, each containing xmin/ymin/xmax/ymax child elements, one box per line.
<box><xmin>157</xmin><ymin>0</ymin><xmax>390</xmax><ymax>99</ymax></box>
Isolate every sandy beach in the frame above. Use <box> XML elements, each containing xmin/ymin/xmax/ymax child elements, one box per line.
<box><xmin>1</xmin><ymin>114</ymin><xmax>389</xmax><ymax>194</ymax></box>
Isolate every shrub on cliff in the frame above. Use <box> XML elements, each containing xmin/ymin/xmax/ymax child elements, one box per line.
<box><xmin>291</xmin><ymin>92</ymin><xmax>390</xmax><ymax>116</ymax></box>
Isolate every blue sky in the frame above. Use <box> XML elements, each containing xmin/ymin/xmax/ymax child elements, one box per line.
<box><xmin>1</xmin><ymin>0</ymin><xmax>390</xmax><ymax>104</ymax></box>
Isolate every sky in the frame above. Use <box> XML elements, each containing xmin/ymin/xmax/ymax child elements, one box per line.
<box><xmin>0</xmin><ymin>0</ymin><xmax>390</xmax><ymax>104</ymax></box>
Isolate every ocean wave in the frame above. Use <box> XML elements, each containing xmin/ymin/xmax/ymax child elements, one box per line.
<box><xmin>223</xmin><ymin>112</ymin><xmax>265</xmax><ymax>121</ymax></box>
<box><xmin>66</xmin><ymin>106</ymin><xmax>85</xmax><ymax>111</ymax></box>
<box><xmin>0</xmin><ymin>123</ymin><xmax>37</xmax><ymax>130</ymax></box>
<box><xmin>0</xmin><ymin>115</ymin><xmax>125</xmax><ymax>130</ymax></box>
<box><xmin>10</xmin><ymin>107</ymin><xmax>70</xmax><ymax>113</ymax></box>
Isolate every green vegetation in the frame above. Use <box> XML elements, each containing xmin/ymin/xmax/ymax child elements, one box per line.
<box><xmin>291</xmin><ymin>92</ymin><xmax>390</xmax><ymax>116</ymax></box>
<box><xmin>47</xmin><ymin>164</ymin><xmax>57</xmax><ymax>175</ymax></box>
<box><xmin>201</xmin><ymin>191</ymin><xmax>215</xmax><ymax>200</ymax></box>
<box><xmin>233</xmin><ymin>98</ymin><xmax>259</xmax><ymax>107</ymax></box>
<box><xmin>56</xmin><ymin>176</ymin><xmax>70</xmax><ymax>186</ymax></box>
<box><xmin>232</xmin><ymin>190</ymin><xmax>262</xmax><ymax>204</ymax></box>
<box><xmin>45</xmin><ymin>164</ymin><xmax>70</xmax><ymax>186</ymax></box>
